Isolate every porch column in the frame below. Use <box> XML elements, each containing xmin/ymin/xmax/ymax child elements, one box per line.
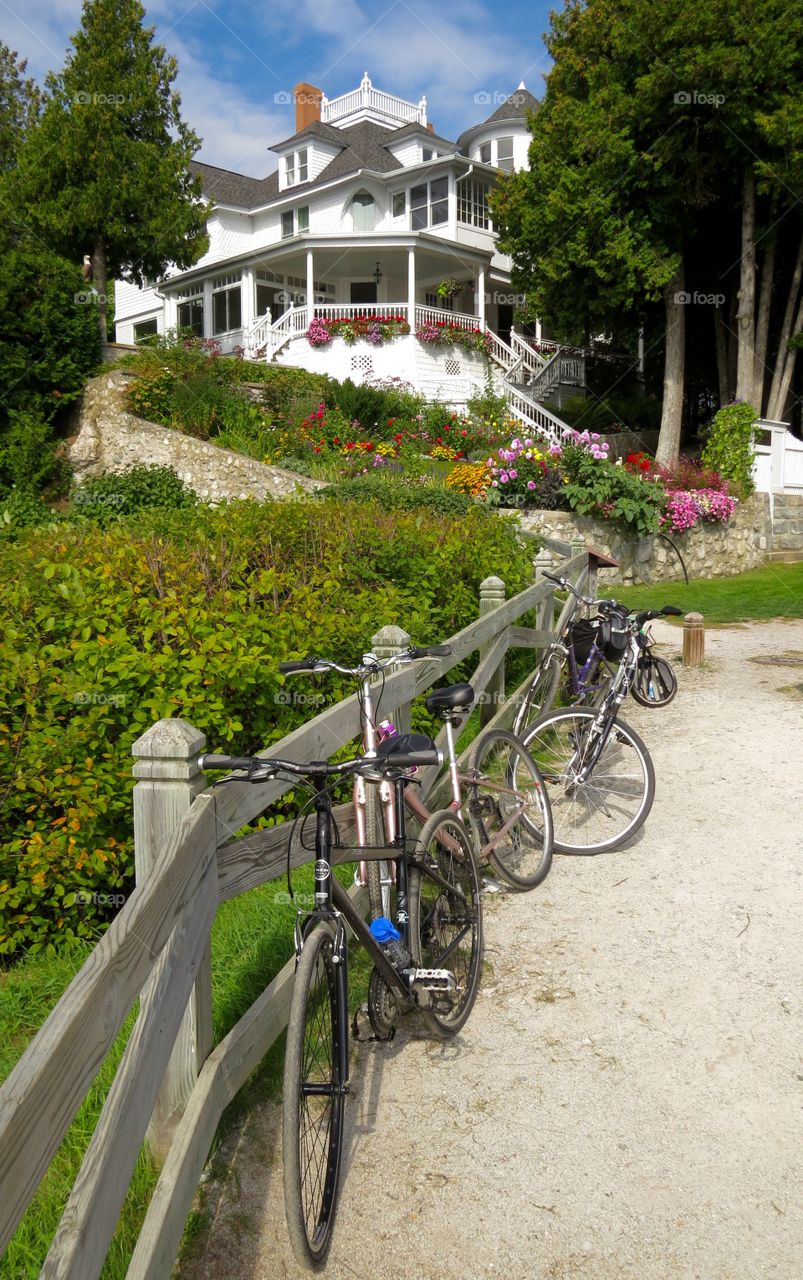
<box><xmin>306</xmin><ymin>248</ymin><xmax>314</xmax><ymax>327</ymax></box>
<box><xmin>535</xmin><ymin>317</ymin><xmax>542</xmax><ymax>343</ymax></box>
<box><xmin>477</xmin><ymin>265</ymin><xmax>486</xmax><ymax>329</ymax></box>
<box><xmin>241</xmin><ymin>267</ymin><xmax>255</xmax><ymax>333</ymax></box>
<box><xmin>163</xmin><ymin>293</ymin><xmax>178</xmax><ymax>336</ymax></box>
<box><xmin>202</xmin><ymin>279</ymin><xmax>213</xmax><ymax>339</ymax></box>
<box><xmin>407</xmin><ymin>247</ymin><xmax>416</xmax><ymax>328</ymax></box>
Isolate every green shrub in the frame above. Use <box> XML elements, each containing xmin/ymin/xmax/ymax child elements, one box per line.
<box><xmin>0</xmin><ymin>486</ymin><xmax>60</xmax><ymax>539</ymax></box>
<box><xmin>0</xmin><ymin>497</ymin><xmax>531</xmax><ymax>957</ymax></box>
<box><xmin>562</xmin><ymin>449</ymin><xmax>664</xmax><ymax>537</ymax></box>
<box><xmin>71</xmin><ymin>465</ymin><xmax>198</xmax><ymax>524</ymax></box>
<box><xmin>700</xmin><ymin>401</ymin><xmax>757</xmax><ymax>499</ymax></box>
<box><xmin>322</xmin><ymin>473</ymin><xmax>480</xmax><ymax>516</ymax></box>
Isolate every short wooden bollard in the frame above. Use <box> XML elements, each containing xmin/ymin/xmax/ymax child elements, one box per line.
<box><xmin>682</xmin><ymin>612</ymin><xmax>705</xmax><ymax>666</ymax></box>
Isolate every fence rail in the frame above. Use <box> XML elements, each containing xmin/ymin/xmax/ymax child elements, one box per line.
<box><xmin>0</xmin><ymin>547</ymin><xmax>595</xmax><ymax>1279</ymax></box>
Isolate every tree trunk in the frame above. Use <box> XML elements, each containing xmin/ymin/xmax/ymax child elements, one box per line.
<box><xmin>93</xmin><ymin>237</ymin><xmax>108</xmax><ymax>344</ymax></box>
<box><xmin>655</xmin><ymin>261</ymin><xmax>686</xmax><ymax>465</ymax></box>
<box><xmin>714</xmin><ymin>304</ymin><xmax>730</xmax><ymax>406</ymax></box>
<box><xmin>735</xmin><ymin>167</ymin><xmax>756</xmax><ymax>405</ymax></box>
<box><xmin>768</xmin><ymin>290</ymin><xmax>803</xmax><ymax>422</ymax></box>
<box><xmin>753</xmin><ymin>225</ymin><xmax>776</xmax><ymax>416</ymax></box>
<box><xmin>767</xmin><ymin>230</ymin><xmax>803</xmax><ymax>419</ymax></box>
<box><xmin>726</xmin><ymin>290</ymin><xmax>738</xmax><ymax>398</ymax></box>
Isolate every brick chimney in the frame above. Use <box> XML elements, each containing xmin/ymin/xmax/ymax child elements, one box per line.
<box><xmin>293</xmin><ymin>83</ymin><xmax>323</xmax><ymax>132</ymax></box>
<box><xmin>426</xmin><ymin>122</ymin><xmax>435</xmax><ymax>133</ymax></box>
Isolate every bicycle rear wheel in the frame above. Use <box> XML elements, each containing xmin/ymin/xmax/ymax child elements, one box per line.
<box><xmin>631</xmin><ymin>653</ymin><xmax>677</xmax><ymax>707</ymax></box>
<box><xmin>364</xmin><ymin>784</ymin><xmax>393</xmax><ymax>921</ymax></box>
<box><xmin>521</xmin><ymin>708</ymin><xmax>655</xmax><ymax>855</ymax></box>
<box><xmin>408</xmin><ymin>810</ymin><xmax>483</xmax><ymax>1036</ymax></box>
<box><xmin>283</xmin><ymin>923</ymin><xmax>346</xmax><ymax>1270</ymax></box>
<box><xmin>512</xmin><ymin>652</ymin><xmax>562</xmax><ymax>735</ymax></box>
<box><xmin>467</xmin><ymin>728</ymin><xmax>553</xmax><ymax>890</ymax></box>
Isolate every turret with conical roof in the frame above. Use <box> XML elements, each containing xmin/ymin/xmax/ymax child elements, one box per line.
<box><xmin>457</xmin><ymin>81</ymin><xmax>539</xmax><ymax>171</ymax></box>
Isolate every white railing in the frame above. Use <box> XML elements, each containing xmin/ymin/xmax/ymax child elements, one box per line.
<box><xmin>414</xmin><ymin>305</ymin><xmax>482</xmax><ymax>333</ymax></box>
<box><xmin>752</xmin><ymin>420</ymin><xmax>803</xmax><ymax>494</ymax></box>
<box><xmin>321</xmin><ymin>74</ymin><xmax>426</xmax><ymax>126</ymax></box>
<box><xmin>312</xmin><ymin>303</ymin><xmax>409</xmax><ymax>322</ymax></box>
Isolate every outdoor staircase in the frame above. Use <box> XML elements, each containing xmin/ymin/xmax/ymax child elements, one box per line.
<box><xmin>243</xmin><ymin>305</ymin><xmax>582</xmax><ymax>449</ymax></box>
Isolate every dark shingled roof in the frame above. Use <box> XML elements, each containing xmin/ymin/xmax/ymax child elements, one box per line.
<box><xmin>484</xmin><ymin>87</ymin><xmax>539</xmax><ymax>123</ymax></box>
<box><xmin>268</xmin><ymin>119</ymin><xmax>348</xmax><ymax>152</ymax></box>
<box><xmin>381</xmin><ymin>121</ymin><xmax>458</xmax><ymax>151</ymax></box>
<box><xmin>190</xmin><ymin>160</ymin><xmax>278</xmax><ymax>209</ymax></box>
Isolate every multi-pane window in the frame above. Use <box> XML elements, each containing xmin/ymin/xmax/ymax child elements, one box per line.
<box><xmin>285</xmin><ymin>148</ymin><xmax>309</xmax><ymax>185</ymax></box>
<box><xmin>281</xmin><ymin>210</ymin><xmax>294</xmax><ymax>238</ymax></box>
<box><xmin>457</xmin><ymin>178</ymin><xmax>492</xmax><ymax>230</ymax></box>
<box><xmin>298</xmin><ymin>148</ymin><xmax>308</xmax><ymax>182</ymax></box>
<box><xmin>497</xmin><ymin>137</ymin><xmax>514</xmax><ymax>171</ymax></box>
<box><xmin>212</xmin><ymin>273</ymin><xmax>242</xmax><ymax>334</ymax></box>
<box><xmin>410</xmin><ymin>177</ymin><xmax>448</xmax><ymax>229</ymax></box>
<box><xmin>392</xmin><ymin>192</ymin><xmax>406</xmax><ymax>218</ymax></box>
<box><xmin>285</xmin><ymin>155</ymin><xmax>295</xmax><ymax>184</ymax></box>
<box><xmin>297</xmin><ymin>205</ymin><xmax>309</xmax><ymax>233</ymax></box>
<box><xmin>422</xmin><ymin>146</ymin><xmax>433</xmax><ymax>161</ymax></box>
<box><xmin>177</xmin><ymin>294</ymin><xmax>203</xmax><ymax>336</ymax></box>
<box><xmin>479</xmin><ymin>142</ymin><xmax>491</xmax><ymax>163</ymax></box>
<box><xmin>425</xmin><ymin>291</ymin><xmax>454</xmax><ymax>312</ymax></box>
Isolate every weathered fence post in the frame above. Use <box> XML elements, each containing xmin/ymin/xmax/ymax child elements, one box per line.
<box><xmin>682</xmin><ymin>613</ymin><xmax>705</xmax><ymax>666</ymax></box>
<box><xmin>372</xmin><ymin>624</ymin><xmax>413</xmax><ymax>734</ymax></box>
<box><xmin>479</xmin><ymin>575</ymin><xmax>506</xmax><ymax>725</ymax></box>
<box><xmin>133</xmin><ymin>718</ymin><xmax>213</xmax><ymax>1159</ymax></box>
<box><xmin>533</xmin><ymin>546</ymin><xmax>555</xmax><ymax>640</ymax></box>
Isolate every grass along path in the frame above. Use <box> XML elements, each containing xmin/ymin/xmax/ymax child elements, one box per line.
<box><xmin>612</xmin><ymin>560</ymin><xmax>803</xmax><ymax>624</ymax></box>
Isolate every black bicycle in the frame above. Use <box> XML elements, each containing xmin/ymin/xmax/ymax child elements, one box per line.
<box><xmin>200</xmin><ymin>742</ymin><xmax>483</xmax><ymax>1270</ymax></box>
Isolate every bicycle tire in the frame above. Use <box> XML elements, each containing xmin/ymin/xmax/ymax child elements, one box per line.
<box><xmin>408</xmin><ymin>809</ymin><xmax>483</xmax><ymax>1036</ymax></box>
<box><xmin>283</xmin><ymin>923</ymin><xmax>346</xmax><ymax>1271</ymax></box>
<box><xmin>364</xmin><ymin>784</ymin><xmax>392</xmax><ymax>921</ymax></box>
<box><xmin>467</xmin><ymin>728</ymin><xmax>553</xmax><ymax>890</ymax></box>
<box><xmin>512</xmin><ymin>652</ymin><xmax>562</xmax><ymax>736</ymax></box>
<box><xmin>521</xmin><ymin>707</ymin><xmax>655</xmax><ymax>855</ymax></box>
<box><xmin>631</xmin><ymin>653</ymin><xmax>677</xmax><ymax>707</ymax></box>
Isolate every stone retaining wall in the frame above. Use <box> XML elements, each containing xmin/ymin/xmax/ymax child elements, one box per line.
<box><xmin>66</xmin><ymin>371</ymin><xmax>325</xmax><ymax>504</ymax></box>
<box><xmin>520</xmin><ymin>496</ymin><xmax>771</xmax><ymax>583</ymax></box>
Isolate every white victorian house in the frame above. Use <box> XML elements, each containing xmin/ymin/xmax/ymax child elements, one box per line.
<box><xmin>114</xmin><ymin>75</ymin><xmax>583</xmax><ymax>441</ymax></box>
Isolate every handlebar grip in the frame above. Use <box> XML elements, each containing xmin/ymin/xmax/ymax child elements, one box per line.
<box><xmin>199</xmin><ymin>754</ymin><xmax>259</xmax><ymax>771</ymax></box>
<box><xmin>407</xmin><ymin>644</ymin><xmax>451</xmax><ymax>659</ymax></box>
<box><xmin>661</xmin><ymin>606</ymin><xmax>683</xmax><ymax>617</ymax></box>
<box><xmin>542</xmin><ymin>571</ymin><xmax>565</xmax><ymax>585</ymax></box>
<box><xmin>278</xmin><ymin>658</ymin><xmax>317</xmax><ymax>673</ymax></box>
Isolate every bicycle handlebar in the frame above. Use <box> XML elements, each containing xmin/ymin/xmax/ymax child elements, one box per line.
<box><xmin>543</xmin><ymin>571</ymin><xmax>682</xmax><ymax>627</ymax></box>
<box><xmin>278</xmin><ymin>643</ymin><xmax>452</xmax><ymax>679</ymax></box>
<box><xmin>199</xmin><ymin>748</ymin><xmax>443</xmax><ymax>778</ymax></box>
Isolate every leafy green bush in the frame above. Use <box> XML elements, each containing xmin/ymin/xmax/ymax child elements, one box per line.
<box><xmin>0</xmin><ymin>486</ymin><xmax>60</xmax><ymax>539</ymax></box>
<box><xmin>0</xmin><ymin>497</ymin><xmax>532</xmax><ymax>957</ymax></box>
<box><xmin>700</xmin><ymin>401</ymin><xmax>757</xmax><ymax>499</ymax></box>
<box><xmin>557</xmin><ymin>394</ymin><xmax>661</xmax><ymax>434</ymax></box>
<box><xmin>323</xmin><ymin>474</ymin><xmax>479</xmax><ymax>516</ymax></box>
<box><xmin>71</xmin><ymin>465</ymin><xmax>197</xmax><ymax>525</ymax></box>
<box><xmin>562</xmin><ymin>449</ymin><xmax>665</xmax><ymax>536</ymax></box>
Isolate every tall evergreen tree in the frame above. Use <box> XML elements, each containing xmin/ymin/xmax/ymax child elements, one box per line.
<box><xmin>15</xmin><ymin>0</ymin><xmax>209</xmax><ymax>342</ymax></box>
<box><xmin>0</xmin><ymin>44</ymin><xmax>41</xmax><ymax>171</ymax></box>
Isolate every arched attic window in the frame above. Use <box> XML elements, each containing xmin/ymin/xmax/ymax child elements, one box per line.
<box><xmin>351</xmin><ymin>191</ymin><xmax>378</xmax><ymax>232</ymax></box>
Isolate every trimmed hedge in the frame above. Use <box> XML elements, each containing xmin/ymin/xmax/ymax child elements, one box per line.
<box><xmin>0</xmin><ymin>497</ymin><xmax>532</xmax><ymax>956</ymax></box>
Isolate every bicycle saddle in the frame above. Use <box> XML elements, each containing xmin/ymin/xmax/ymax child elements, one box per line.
<box><xmin>425</xmin><ymin>683</ymin><xmax>474</xmax><ymax>712</ymax></box>
<box><xmin>376</xmin><ymin>731</ymin><xmax>438</xmax><ymax>756</ymax></box>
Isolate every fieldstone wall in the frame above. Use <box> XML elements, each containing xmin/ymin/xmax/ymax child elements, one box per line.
<box><xmin>520</xmin><ymin>495</ymin><xmax>771</xmax><ymax>583</ymax></box>
<box><xmin>66</xmin><ymin>370</ymin><xmax>325</xmax><ymax>503</ymax></box>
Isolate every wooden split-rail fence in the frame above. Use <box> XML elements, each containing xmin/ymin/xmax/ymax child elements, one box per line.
<box><xmin>0</xmin><ymin>538</ymin><xmax>601</xmax><ymax>1279</ymax></box>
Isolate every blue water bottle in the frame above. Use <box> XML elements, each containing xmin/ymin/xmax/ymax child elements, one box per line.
<box><xmin>369</xmin><ymin>916</ymin><xmax>412</xmax><ymax>972</ymax></box>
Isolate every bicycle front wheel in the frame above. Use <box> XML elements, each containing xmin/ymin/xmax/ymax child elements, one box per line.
<box><xmin>467</xmin><ymin>728</ymin><xmax>553</xmax><ymax>890</ymax></box>
<box><xmin>512</xmin><ymin>653</ymin><xmax>562</xmax><ymax>735</ymax></box>
<box><xmin>408</xmin><ymin>810</ymin><xmax>483</xmax><ymax>1036</ymax></box>
<box><xmin>364</xmin><ymin>784</ymin><xmax>393</xmax><ymax>921</ymax></box>
<box><xmin>283</xmin><ymin>923</ymin><xmax>346</xmax><ymax>1270</ymax></box>
<box><xmin>521</xmin><ymin>708</ymin><xmax>655</xmax><ymax>855</ymax></box>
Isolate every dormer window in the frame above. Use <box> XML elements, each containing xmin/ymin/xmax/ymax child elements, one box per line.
<box><xmin>284</xmin><ymin>148</ymin><xmax>309</xmax><ymax>186</ymax></box>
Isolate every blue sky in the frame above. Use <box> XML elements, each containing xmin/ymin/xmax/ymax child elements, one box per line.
<box><xmin>5</xmin><ymin>0</ymin><xmax>556</xmax><ymax>176</ymax></box>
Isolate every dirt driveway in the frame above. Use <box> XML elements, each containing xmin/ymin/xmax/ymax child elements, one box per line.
<box><xmin>176</xmin><ymin>620</ymin><xmax>803</xmax><ymax>1280</ymax></box>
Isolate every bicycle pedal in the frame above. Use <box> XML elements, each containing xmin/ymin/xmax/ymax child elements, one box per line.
<box><xmin>410</xmin><ymin>968</ymin><xmax>456</xmax><ymax>992</ymax></box>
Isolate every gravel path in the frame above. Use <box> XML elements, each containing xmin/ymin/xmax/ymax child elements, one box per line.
<box><xmin>175</xmin><ymin>620</ymin><xmax>803</xmax><ymax>1280</ymax></box>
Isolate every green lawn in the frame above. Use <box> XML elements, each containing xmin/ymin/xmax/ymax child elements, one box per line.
<box><xmin>611</xmin><ymin>561</ymin><xmax>803</xmax><ymax>625</ymax></box>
